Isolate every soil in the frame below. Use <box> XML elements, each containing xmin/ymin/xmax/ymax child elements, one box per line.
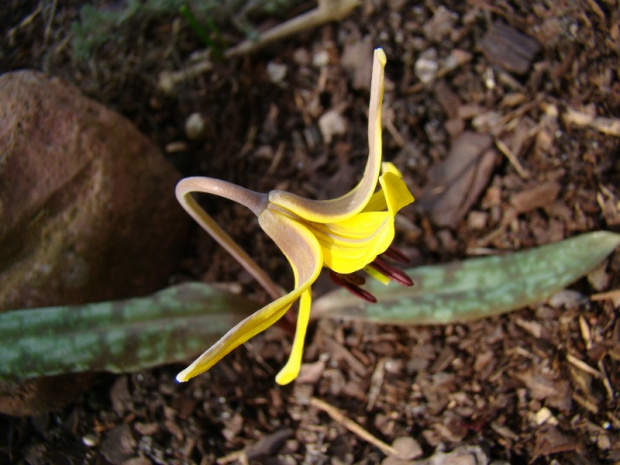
<box><xmin>1</xmin><ymin>1</ymin><xmax>620</xmax><ymax>464</ymax></box>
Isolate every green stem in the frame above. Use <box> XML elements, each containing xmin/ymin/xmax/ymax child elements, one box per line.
<box><xmin>179</xmin><ymin>4</ymin><xmax>223</xmax><ymax>60</ymax></box>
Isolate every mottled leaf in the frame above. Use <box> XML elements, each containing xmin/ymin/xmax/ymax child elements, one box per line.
<box><xmin>0</xmin><ymin>283</ymin><xmax>261</xmax><ymax>381</ymax></box>
<box><xmin>313</xmin><ymin>232</ymin><xmax>620</xmax><ymax>324</ymax></box>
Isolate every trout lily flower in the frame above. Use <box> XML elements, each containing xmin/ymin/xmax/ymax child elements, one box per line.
<box><xmin>175</xmin><ymin>48</ymin><xmax>414</xmax><ymax>385</ymax></box>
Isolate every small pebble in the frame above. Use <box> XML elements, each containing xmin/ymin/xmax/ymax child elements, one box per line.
<box><xmin>318</xmin><ymin>110</ymin><xmax>347</xmax><ymax>144</ymax></box>
<box><xmin>392</xmin><ymin>436</ymin><xmax>423</xmax><ymax>460</ymax></box>
<box><xmin>82</xmin><ymin>433</ymin><xmax>99</xmax><ymax>447</ymax></box>
<box><xmin>184</xmin><ymin>112</ymin><xmax>206</xmax><ymax>141</ymax></box>
<box><xmin>467</xmin><ymin>211</ymin><xmax>488</xmax><ymax>230</ymax></box>
<box><xmin>312</xmin><ymin>50</ymin><xmax>330</xmax><ymax>67</ymax></box>
<box><xmin>267</xmin><ymin>61</ymin><xmax>287</xmax><ymax>84</ymax></box>
<box><xmin>415</xmin><ymin>48</ymin><xmax>438</xmax><ymax>84</ymax></box>
<box><xmin>292</xmin><ymin>48</ymin><xmax>310</xmax><ymax>66</ymax></box>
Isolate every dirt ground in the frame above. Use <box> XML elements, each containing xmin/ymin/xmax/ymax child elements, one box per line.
<box><xmin>1</xmin><ymin>0</ymin><xmax>620</xmax><ymax>464</ymax></box>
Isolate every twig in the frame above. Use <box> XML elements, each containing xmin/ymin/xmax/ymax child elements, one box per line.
<box><xmin>598</xmin><ymin>360</ymin><xmax>614</xmax><ymax>401</ymax></box>
<box><xmin>366</xmin><ymin>358</ymin><xmax>386</xmax><ymax>411</ymax></box>
<box><xmin>225</xmin><ymin>0</ymin><xmax>360</xmax><ymax>57</ymax></box>
<box><xmin>44</xmin><ymin>0</ymin><xmax>58</xmax><ymax>44</ymax></box>
<box><xmin>217</xmin><ymin>451</ymin><xmax>248</xmax><ymax>465</ymax></box>
<box><xmin>309</xmin><ymin>397</ymin><xmax>399</xmax><ymax>457</ymax></box>
<box><xmin>159</xmin><ymin>61</ymin><xmax>214</xmax><ymax>94</ymax></box>
<box><xmin>159</xmin><ymin>0</ymin><xmax>360</xmax><ymax>93</ymax></box>
<box><xmin>562</xmin><ymin>107</ymin><xmax>620</xmax><ymax>137</ymax></box>
<box><xmin>590</xmin><ymin>289</ymin><xmax>620</xmax><ymax>301</ymax></box>
<box><xmin>578</xmin><ymin>315</ymin><xmax>592</xmax><ymax>350</ymax></box>
<box><xmin>6</xmin><ymin>3</ymin><xmax>42</xmax><ymax>46</ymax></box>
<box><xmin>495</xmin><ymin>138</ymin><xmax>529</xmax><ymax>179</ymax></box>
<box><xmin>572</xmin><ymin>392</ymin><xmax>599</xmax><ymax>414</ymax></box>
<box><xmin>565</xmin><ymin>353</ymin><xmax>602</xmax><ymax>379</ymax></box>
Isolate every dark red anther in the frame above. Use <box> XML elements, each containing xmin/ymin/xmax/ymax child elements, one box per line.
<box><xmin>329</xmin><ymin>270</ymin><xmax>377</xmax><ymax>303</ymax></box>
<box><xmin>369</xmin><ymin>257</ymin><xmax>413</xmax><ymax>287</ymax></box>
<box><xmin>383</xmin><ymin>245</ymin><xmax>410</xmax><ymax>264</ymax></box>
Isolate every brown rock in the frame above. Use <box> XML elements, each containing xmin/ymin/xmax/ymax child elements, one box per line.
<box><xmin>0</xmin><ymin>373</ymin><xmax>98</xmax><ymax>418</ymax></box>
<box><xmin>0</xmin><ymin>70</ymin><xmax>190</xmax><ymax>415</ymax></box>
<box><xmin>0</xmin><ymin>70</ymin><xmax>189</xmax><ymax>311</ymax></box>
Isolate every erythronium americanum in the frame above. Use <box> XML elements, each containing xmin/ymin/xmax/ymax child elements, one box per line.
<box><xmin>175</xmin><ymin>48</ymin><xmax>414</xmax><ymax>385</ymax></box>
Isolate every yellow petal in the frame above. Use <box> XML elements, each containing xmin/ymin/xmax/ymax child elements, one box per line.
<box><xmin>275</xmin><ymin>287</ymin><xmax>312</xmax><ymax>385</ymax></box>
<box><xmin>304</xmin><ymin>172</ymin><xmax>414</xmax><ymax>274</ymax></box>
<box><xmin>176</xmin><ymin>207</ymin><xmax>322</xmax><ymax>382</ymax></box>
<box><xmin>381</xmin><ymin>162</ymin><xmax>403</xmax><ymax>177</ymax></box>
<box><xmin>362</xmin><ymin>170</ymin><xmax>414</xmax><ymax>213</ymax></box>
<box><xmin>268</xmin><ymin>49</ymin><xmax>387</xmax><ymax>223</ymax></box>
<box><xmin>380</xmin><ymin>171</ymin><xmax>415</xmax><ymax>216</ymax></box>
<box><xmin>307</xmin><ymin>211</ymin><xmax>394</xmax><ymax>274</ymax></box>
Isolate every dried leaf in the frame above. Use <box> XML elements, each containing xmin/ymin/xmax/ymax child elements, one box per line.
<box><xmin>418</xmin><ymin>132</ymin><xmax>495</xmax><ymax>228</ymax></box>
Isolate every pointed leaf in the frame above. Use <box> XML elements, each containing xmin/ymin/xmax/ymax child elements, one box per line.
<box><xmin>0</xmin><ymin>283</ymin><xmax>261</xmax><ymax>381</ymax></box>
<box><xmin>313</xmin><ymin>232</ymin><xmax>620</xmax><ymax>324</ymax></box>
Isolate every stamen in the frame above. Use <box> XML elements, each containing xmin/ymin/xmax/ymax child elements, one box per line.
<box><xmin>383</xmin><ymin>245</ymin><xmax>410</xmax><ymax>264</ymax></box>
<box><xmin>369</xmin><ymin>257</ymin><xmax>413</xmax><ymax>287</ymax></box>
<box><xmin>329</xmin><ymin>270</ymin><xmax>377</xmax><ymax>303</ymax></box>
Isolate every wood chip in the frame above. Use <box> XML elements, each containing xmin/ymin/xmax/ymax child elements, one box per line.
<box><xmin>324</xmin><ymin>337</ymin><xmax>368</xmax><ymax>377</ymax></box>
<box><xmin>533</xmin><ymin>425</ymin><xmax>581</xmax><ymax>457</ymax></box>
<box><xmin>509</xmin><ymin>181</ymin><xmax>561</xmax><ymax>214</ymax></box>
<box><xmin>245</xmin><ymin>429</ymin><xmax>294</xmax><ymax>461</ymax></box>
<box><xmin>563</xmin><ymin>106</ymin><xmax>620</xmax><ymax>136</ymax></box>
<box><xmin>341</xmin><ymin>39</ymin><xmax>374</xmax><ymax>90</ymax></box>
<box><xmin>367</xmin><ymin>358</ymin><xmax>387</xmax><ymax>411</ymax></box>
<box><xmin>480</xmin><ymin>22</ymin><xmax>541</xmax><ymax>74</ymax></box>
<box><xmin>418</xmin><ymin>132</ymin><xmax>495</xmax><ymax>228</ymax></box>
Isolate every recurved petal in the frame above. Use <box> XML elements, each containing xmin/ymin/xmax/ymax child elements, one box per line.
<box><xmin>362</xmin><ymin>171</ymin><xmax>414</xmax><ymax>213</ymax></box>
<box><xmin>176</xmin><ymin>207</ymin><xmax>322</xmax><ymax>383</ymax></box>
<box><xmin>381</xmin><ymin>162</ymin><xmax>403</xmax><ymax>177</ymax></box>
<box><xmin>380</xmin><ymin>171</ymin><xmax>415</xmax><ymax>215</ymax></box>
<box><xmin>268</xmin><ymin>49</ymin><xmax>387</xmax><ymax>224</ymax></box>
<box><xmin>275</xmin><ymin>287</ymin><xmax>312</xmax><ymax>385</ymax></box>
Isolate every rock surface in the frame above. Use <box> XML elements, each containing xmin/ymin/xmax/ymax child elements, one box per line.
<box><xmin>0</xmin><ymin>70</ymin><xmax>190</xmax><ymax>415</ymax></box>
<box><xmin>0</xmin><ymin>70</ymin><xmax>189</xmax><ymax>311</ymax></box>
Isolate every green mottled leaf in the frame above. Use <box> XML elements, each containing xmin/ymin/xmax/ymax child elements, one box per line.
<box><xmin>0</xmin><ymin>283</ymin><xmax>260</xmax><ymax>381</ymax></box>
<box><xmin>313</xmin><ymin>231</ymin><xmax>620</xmax><ymax>324</ymax></box>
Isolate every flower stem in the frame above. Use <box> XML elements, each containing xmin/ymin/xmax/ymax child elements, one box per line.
<box><xmin>176</xmin><ymin>177</ymin><xmax>282</xmax><ymax>300</ymax></box>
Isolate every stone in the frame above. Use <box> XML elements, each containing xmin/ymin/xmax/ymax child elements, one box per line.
<box><xmin>0</xmin><ymin>70</ymin><xmax>189</xmax><ymax>311</ymax></box>
<box><xmin>0</xmin><ymin>70</ymin><xmax>190</xmax><ymax>415</ymax></box>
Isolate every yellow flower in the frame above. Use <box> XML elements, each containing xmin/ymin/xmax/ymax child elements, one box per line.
<box><xmin>175</xmin><ymin>48</ymin><xmax>414</xmax><ymax>385</ymax></box>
